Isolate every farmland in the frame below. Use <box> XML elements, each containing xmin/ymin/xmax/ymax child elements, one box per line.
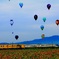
<box><xmin>0</xmin><ymin>47</ymin><xmax>59</xmax><ymax>59</ymax></box>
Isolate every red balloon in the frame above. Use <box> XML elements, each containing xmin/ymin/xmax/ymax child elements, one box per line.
<box><xmin>56</xmin><ymin>20</ymin><xmax>59</xmax><ymax>25</ymax></box>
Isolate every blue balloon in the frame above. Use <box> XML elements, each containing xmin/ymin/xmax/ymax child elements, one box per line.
<box><xmin>40</xmin><ymin>25</ymin><xmax>44</xmax><ymax>30</ymax></box>
<box><xmin>19</xmin><ymin>3</ymin><xmax>23</xmax><ymax>8</ymax></box>
<box><xmin>10</xmin><ymin>19</ymin><xmax>14</xmax><ymax>26</ymax></box>
<box><xmin>47</xmin><ymin>4</ymin><xmax>51</xmax><ymax>10</ymax></box>
<box><xmin>43</xmin><ymin>17</ymin><xmax>46</xmax><ymax>22</ymax></box>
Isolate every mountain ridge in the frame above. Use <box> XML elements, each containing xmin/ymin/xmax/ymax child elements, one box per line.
<box><xmin>15</xmin><ymin>35</ymin><xmax>59</xmax><ymax>44</ymax></box>
<box><xmin>0</xmin><ymin>35</ymin><xmax>59</xmax><ymax>44</ymax></box>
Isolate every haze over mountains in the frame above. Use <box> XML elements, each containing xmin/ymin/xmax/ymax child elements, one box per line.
<box><xmin>16</xmin><ymin>35</ymin><xmax>59</xmax><ymax>44</ymax></box>
<box><xmin>0</xmin><ymin>35</ymin><xmax>59</xmax><ymax>44</ymax></box>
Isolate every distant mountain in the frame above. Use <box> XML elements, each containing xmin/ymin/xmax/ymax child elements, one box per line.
<box><xmin>0</xmin><ymin>35</ymin><xmax>59</xmax><ymax>44</ymax></box>
<box><xmin>15</xmin><ymin>35</ymin><xmax>59</xmax><ymax>44</ymax></box>
<box><xmin>0</xmin><ymin>42</ymin><xmax>9</xmax><ymax>44</ymax></box>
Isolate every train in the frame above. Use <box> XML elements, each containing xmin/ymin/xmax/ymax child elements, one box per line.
<box><xmin>0</xmin><ymin>44</ymin><xmax>58</xmax><ymax>49</ymax></box>
<box><xmin>0</xmin><ymin>44</ymin><xmax>25</xmax><ymax>49</ymax></box>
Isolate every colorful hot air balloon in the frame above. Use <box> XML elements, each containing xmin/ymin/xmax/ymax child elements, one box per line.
<box><xmin>43</xmin><ymin>17</ymin><xmax>46</xmax><ymax>22</ymax></box>
<box><xmin>41</xmin><ymin>34</ymin><xmax>45</xmax><ymax>39</ymax></box>
<box><xmin>56</xmin><ymin>20</ymin><xmax>59</xmax><ymax>25</ymax></box>
<box><xmin>15</xmin><ymin>35</ymin><xmax>19</xmax><ymax>40</ymax></box>
<box><xmin>34</xmin><ymin>14</ymin><xmax>38</xmax><ymax>20</ymax></box>
<box><xmin>40</xmin><ymin>25</ymin><xmax>44</xmax><ymax>30</ymax></box>
<box><xmin>19</xmin><ymin>3</ymin><xmax>23</xmax><ymax>8</ymax></box>
<box><xmin>47</xmin><ymin>4</ymin><xmax>51</xmax><ymax>10</ymax></box>
<box><xmin>10</xmin><ymin>19</ymin><xmax>14</xmax><ymax>26</ymax></box>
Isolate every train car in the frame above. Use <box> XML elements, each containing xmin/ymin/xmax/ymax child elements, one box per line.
<box><xmin>0</xmin><ymin>44</ymin><xmax>25</xmax><ymax>49</ymax></box>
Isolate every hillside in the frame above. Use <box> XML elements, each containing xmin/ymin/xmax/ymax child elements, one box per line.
<box><xmin>15</xmin><ymin>35</ymin><xmax>59</xmax><ymax>44</ymax></box>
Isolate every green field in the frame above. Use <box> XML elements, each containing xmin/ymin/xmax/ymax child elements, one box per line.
<box><xmin>0</xmin><ymin>47</ymin><xmax>59</xmax><ymax>59</ymax></box>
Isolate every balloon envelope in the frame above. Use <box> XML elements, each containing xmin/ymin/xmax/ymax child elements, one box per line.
<box><xmin>10</xmin><ymin>19</ymin><xmax>14</xmax><ymax>26</ymax></box>
<box><xmin>10</xmin><ymin>19</ymin><xmax>13</xmax><ymax>21</ymax></box>
<box><xmin>43</xmin><ymin>17</ymin><xmax>46</xmax><ymax>22</ymax></box>
<box><xmin>34</xmin><ymin>14</ymin><xmax>38</xmax><ymax>20</ymax></box>
<box><xmin>19</xmin><ymin>3</ymin><xmax>23</xmax><ymax>8</ymax></box>
<box><xmin>41</xmin><ymin>34</ymin><xmax>45</xmax><ymax>39</ymax></box>
<box><xmin>56</xmin><ymin>20</ymin><xmax>59</xmax><ymax>25</ymax></box>
<box><xmin>47</xmin><ymin>4</ymin><xmax>51</xmax><ymax>10</ymax></box>
<box><xmin>15</xmin><ymin>35</ymin><xmax>19</xmax><ymax>40</ymax></box>
<box><xmin>40</xmin><ymin>25</ymin><xmax>44</xmax><ymax>30</ymax></box>
<box><xmin>12</xmin><ymin>32</ymin><xmax>14</xmax><ymax>34</ymax></box>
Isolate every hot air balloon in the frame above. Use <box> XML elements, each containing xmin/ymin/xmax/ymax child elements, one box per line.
<box><xmin>41</xmin><ymin>34</ymin><xmax>45</xmax><ymax>39</ymax></box>
<box><xmin>10</xmin><ymin>19</ymin><xmax>14</xmax><ymax>26</ymax></box>
<box><xmin>15</xmin><ymin>35</ymin><xmax>19</xmax><ymax>40</ymax></box>
<box><xmin>19</xmin><ymin>3</ymin><xmax>23</xmax><ymax>8</ymax></box>
<box><xmin>56</xmin><ymin>20</ymin><xmax>59</xmax><ymax>25</ymax></box>
<box><xmin>47</xmin><ymin>4</ymin><xmax>51</xmax><ymax>10</ymax></box>
<box><xmin>43</xmin><ymin>17</ymin><xmax>46</xmax><ymax>22</ymax></box>
<box><xmin>12</xmin><ymin>32</ymin><xmax>14</xmax><ymax>34</ymax></box>
<box><xmin>40</xmin><ymin>25</ymin><xmax>44</xmax><ymax>30</ymax></box>
<box><xmin>10</xmin><ymin>19</ymin><xmax>14</xmax><ymax>34</ymax></box>
<box><xmin>34</xmin><ymin>14</ymin><xmax>38</xmax><ymax>20</ymax></box>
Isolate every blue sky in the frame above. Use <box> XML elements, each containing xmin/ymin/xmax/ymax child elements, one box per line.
<box><xmin>0</xmin><ymin>0</ymin><xmax>59</xmax><ymax>43</ymax></box>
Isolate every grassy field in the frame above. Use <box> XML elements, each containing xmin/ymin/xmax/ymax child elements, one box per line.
<box><xmin>0</xmin><ymin>47</ymin><xmax>59</xmax><ymax>59</ymax></box>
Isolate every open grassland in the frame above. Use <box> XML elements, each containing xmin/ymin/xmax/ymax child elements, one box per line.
<box><xmin>0</xmin><ymin>47</ymin><xmax>59</xmax><ymax>59</ymax></box>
